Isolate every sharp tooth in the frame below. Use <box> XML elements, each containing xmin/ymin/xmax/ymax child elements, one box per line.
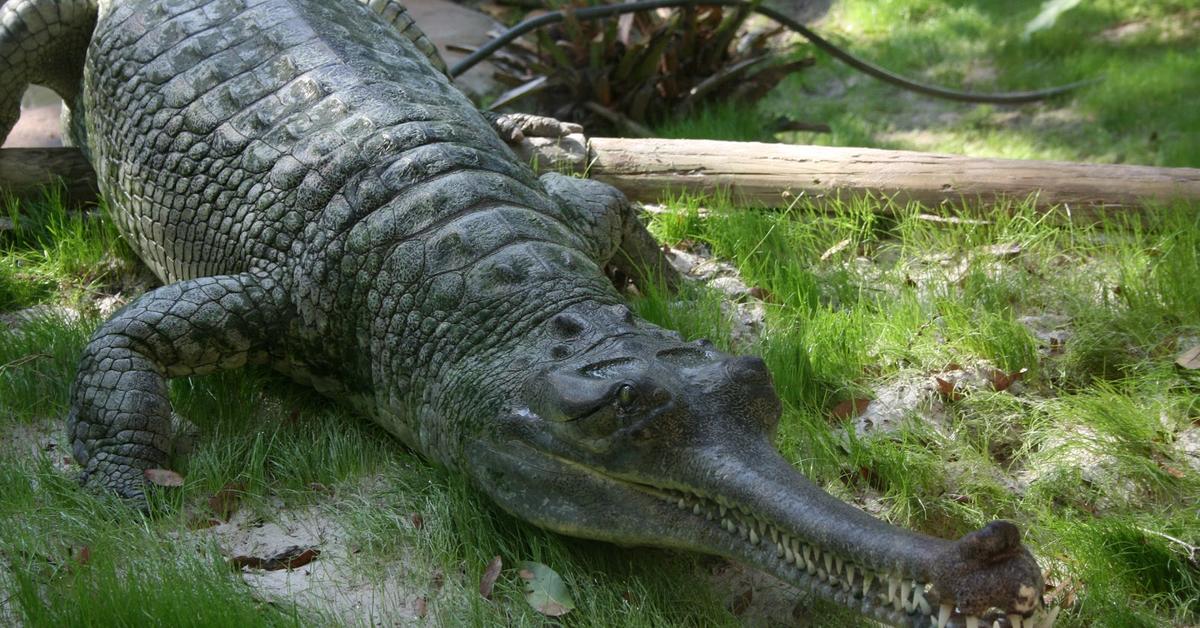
<box><xmin>1008</xmin><ymin>614</ymin><xmax>1023</xmax><ymax>628</ymax></box>
<box><xmin>937</xmin><ymin>604</ymin><xmax>951</xmax><ymax>628</ymax></box>
<box><xmin>723</xmin><ymin>519</ymin><xmax>735</xmax><ymax>533</ymax></box>
<box><xmin>861</xmin><ymin>572</ymin><xmax>873</xmax><ymax>598</ymax></box>
<box><xmin>677</xmin><ymin>497</ymin><xmax>687</xmax><ymax>508</ymax></box>
<box><xmin>776</xmin><ymin>542</ymin><xmax>784</xmax><ymax>558</ymax></box>
<box><xmin>835</xmin><ymin>556</ymin><xmax>843</xmax><ymax>575</ymax></box>
<box><xmin>887</xmin><ymin>577</ymin><xmax>898</xmax><ymax>604</ymax></box>
<box><xmin>967</xmin><ymin>617</ymin><xmax>980</xmax><ymax>628</ymax></box>
<box><xmin>693</xmin><ymin>503</ymin><xmax>701</xmax><ymax>515</ymax></box>
<box><xmin>824</xmin><ymin>553</ymin><xmax>833</xmax><ymax>575</ymax></box>
<box><xmin>737</xmin><ymin>522</ymin><xmax>747</xmax><ymax>538</ymax></box>
<box><xmin>901</xmin><ymin>580</ymin><xmax>912</xmax><ymax>611</ymax></box>
<box><xmin>845</xmin><ymin>565</ymin><xmax>856</xmax><ymax>588</ymax></box>
<box><xmin>913</xmin><ymin>583</ymin><xmax>930</xmax><ymax>615</ymax></box>
<box><xmin>803</xmin><ymin>546</ymin><xmax>816</xmax><ymax>574</ymax></box>
<box><xmin>784</xmin><ymin>544</ymin><xmax>795</xmax><ymax>564</ymax></box>
<box><xmin>720</xmin><ymin>504</ymin><xmax>727</xmax><ymax>516</ymax></box>
<box><xmin>770</xmin><ymin>527</ymin><xmax>779</xmax><ymax>544</ymax></box>
<box><xmin>749</xmin><ymin>528</ymin><xmax>759</xmax><ymax>545</ymax></box>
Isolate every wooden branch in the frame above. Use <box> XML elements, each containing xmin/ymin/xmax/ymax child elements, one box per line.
<box><xmin>585</xmin><ymin>138</ymin><xmax>1200</xmax><ymax>219</ymax></box>
<box><xmin>0</xmin><ymin>147</ymin><xmax>99</xmax><ymax>206</ymax></box>
<box><xmin>4</xmin><ymin>140</ymin><xmax>1200</xmax><ymax>220</ymax></box>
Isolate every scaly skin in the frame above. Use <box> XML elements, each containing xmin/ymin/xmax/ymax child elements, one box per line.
<box><xmin>0</xmin><ymin>1</ymin><xmax>1053</xmax><ymax>626</ymax></box>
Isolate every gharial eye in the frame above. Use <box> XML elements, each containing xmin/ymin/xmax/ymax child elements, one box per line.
<box><xmin>616</xmin><ymin>383</ymin><xmax>637</xmax><ymax>408</ymax></box>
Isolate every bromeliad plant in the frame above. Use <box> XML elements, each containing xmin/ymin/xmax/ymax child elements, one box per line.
<box><xmin>487</xmin><ymin>0</ymin><xmax>812</xmax><ymax>135</ymax></box>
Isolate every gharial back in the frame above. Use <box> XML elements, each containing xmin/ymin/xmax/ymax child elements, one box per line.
<box><xmin>80</xmin><ymin>0</ymin><xmax>623</xmax><ymax>440</ymax></box>
<box><xmin>83</xmin><ymin>0</ymin><xmax>563</xmax><ymax>286</ymax></box>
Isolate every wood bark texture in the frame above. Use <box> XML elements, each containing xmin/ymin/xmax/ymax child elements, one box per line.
<box><xmin>0</xmin><ymin>147</ymin><xmax>99</xmax><ymax>206</ymax></box>
<box><xmin>587</xmin><ymin>138</ymin><xmax>1200</xmax><ymax>218</ymax></box>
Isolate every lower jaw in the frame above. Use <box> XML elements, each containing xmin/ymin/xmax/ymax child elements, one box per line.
<box><xmin>654</xmin><ymin>486</ymin><xmax>1054</xmax><ymax>628</ymax></box>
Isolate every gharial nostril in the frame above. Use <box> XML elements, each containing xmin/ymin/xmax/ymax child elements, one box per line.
<box><xmin>726</xmin><ymin>356</ymin><xmax>771</xmax><ymax>384</ymax></box>
<box><xmin>957</xmin><ymin>520</ymin><xmax>1023</xmax><ymax>560</ymax></box>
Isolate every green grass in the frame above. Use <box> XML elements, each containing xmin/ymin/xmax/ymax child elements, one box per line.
<box><xmin>3</xmin><ymin>196</ymin><xmax>1198</xmax><ymax>625</ymax></box>
<box><xmin>0</xmin><ymin>454</ymin><xmax>312</xmax><ymax>627</ymax></box>
<box><xmin>636</xmin><ymin>194</ymin><xmax>1200</xmax><ymax>626</ymax></box>
<box><xmin>1</xmin><ymin>188</ymin><xmax>139</xmax><ymax>312</ymax></box>
<box><xmin>656</xmin><ymin>0</ymin><xmax>1200</xmax><ymax>168</ymax></box>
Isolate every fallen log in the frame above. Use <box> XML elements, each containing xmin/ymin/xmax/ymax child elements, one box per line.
<box><xmin>5</xmin><ymin>139</ymin><xmax>1200</xmax><ymax>219</ymax></box>
<box><xmin>0</xmin><ymin>147</ymin><xmax>99</xmax><ymax>207</ymax></box>
<box><xmin>581</xmin><ymin>138</ymin><xmax>1200</xmax><ymax>219</ymax></box>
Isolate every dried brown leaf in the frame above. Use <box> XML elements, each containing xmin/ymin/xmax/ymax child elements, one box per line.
<box><xmin>831</xmin><ymin>398</ymin><xmax>871</xmax><ymax>420</ymax></box>
<box><xmin>207</xmin><ymin>481</ymin><xmax>246</xmax><ymax>520</ymax></box>
<box><xmin>411</xmin><ymin>513</ymin><xmax>425</xmax><ymax>530</ymax></box>
<box><xmin>989</xmin><ymin>367</ymin><xmax>1029</xmax><ymax>392</ymax></box>
<box><xmin>480</xmin><ymin>555</ymin><xmax>503</xmax><ymax>600</ymax></box>
<box><xmin>934</xmin><ymin>377</ymin><xmax>963</xmax><ymax>401</ymax></box>
<box><xmin>143</xmin><ymin>468</ymin><xmax>184</xmax><ymax>487</ymax></box>
<box><xmin>230</xmin><ymin>546</ymin><xmax>320</xmax><ymax>571</ymax></box>
<box><xmin>1160</xmin><ymin>462</ymin><xmax>1186</xmax><ymax>479</ymax></box>
<box><xmin>76</xmin><ymin>545</ymin><xmax>91</xmax><ymax>565</ymax></box>
<box><xmin>1176</xmin><ymin>344</ymin><xmax>1200</xmax><ymax>370</ymax></box>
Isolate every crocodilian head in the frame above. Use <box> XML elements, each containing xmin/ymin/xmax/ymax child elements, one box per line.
<box><xmin>466</xmin><ymin>306</ymin><xmax>1054</xmax><ymax>628</ymax></box>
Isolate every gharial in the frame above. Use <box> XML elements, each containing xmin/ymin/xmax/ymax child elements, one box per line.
<box><xmin>0</xmin><ymin>0</ymin><xmax>1055</xmax><ymax>626</ymax></box>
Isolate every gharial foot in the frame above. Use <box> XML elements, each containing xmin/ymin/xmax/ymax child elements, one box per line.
<box><xmin>483</xmin><ymin>112</ymin><xmax>583</xmax><ymax>144</ymax></box>
<box><xmin>67</xmin><ymin>270</ymin><xmax>285</xmax><ymax>511</ymax></box>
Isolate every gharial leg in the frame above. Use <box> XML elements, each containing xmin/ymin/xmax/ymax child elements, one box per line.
<box><xmin>0</xmin><ymin>0</ymin><xmax>98</xmax><ymax>142</ymax></box>
<box><xmin>540</xmin><ymin>172</ymin><xmax>680</xmax><ymax>291</ymax></box>
<box><xmin>68</xmin><ymin>271</ymin><xmax>288</xmax><ymax>505</ymax></box>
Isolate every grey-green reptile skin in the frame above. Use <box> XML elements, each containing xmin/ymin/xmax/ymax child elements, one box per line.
<box><xmin>0</xmin><ymin>2</ymin><xmax>1056</xmax><ymax>627</ymax></box>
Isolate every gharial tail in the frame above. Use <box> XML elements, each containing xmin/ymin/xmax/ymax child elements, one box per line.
<box><xmin>0</xmin><ymin>0</ymin><xmax>98</xmax><ymax>144</ymax></box>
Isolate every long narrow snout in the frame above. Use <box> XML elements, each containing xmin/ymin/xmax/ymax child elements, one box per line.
<box><xmin>663</xmin><ymin>438</ymin><xmax>1050</xmax><ymax>627</ymax></box>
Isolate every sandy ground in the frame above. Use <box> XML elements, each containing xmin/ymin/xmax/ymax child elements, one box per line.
<box><xmin>3</xmin><ymin>86</ymin><xmax>63</xmax><ymax>149</ymax></box>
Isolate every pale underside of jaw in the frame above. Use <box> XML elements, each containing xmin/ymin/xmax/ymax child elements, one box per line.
<box><xmin>655</xmin><ymin>487</ymin><xmax>1059</xmax><ymax>628</ymax></box>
